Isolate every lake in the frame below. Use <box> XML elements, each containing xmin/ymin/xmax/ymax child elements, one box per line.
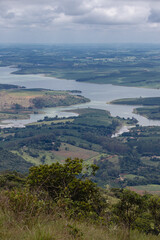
<box><xmin>1</xmin><ymin>66</ymin><xmax>160</xmax><ymax>128</ymax></box>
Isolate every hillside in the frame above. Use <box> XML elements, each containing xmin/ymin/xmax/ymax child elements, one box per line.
<box><xmin>0</xmin><ymin>160</ymin><xmax>160</xmax><ymax>240</ymax></box>
<box><xmin>0</xmin><ymin>87</ymin><xmax>89</xmax><ymax>121</ymax></box>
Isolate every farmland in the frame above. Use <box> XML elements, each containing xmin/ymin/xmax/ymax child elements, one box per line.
<box><xmin>128</xmin><ymin>185</ymin><xmax>160</xmax><ymax>195</ymax></box>
<box><xmin>1</xmin><ymin>44</ymin><xmax>160</xmax><ymax>88</ymax></box>
<box><xmin>1</xmin><ymin>107</ymin><xmax>160</xmax><ymax>189</ymax></box>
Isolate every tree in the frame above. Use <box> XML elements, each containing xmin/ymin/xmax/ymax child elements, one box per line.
<box><xmin>113</xmin><ymin>189</ymin><xmax>145</xmax><ymax>237</ymax></box>
<box><xmin>27</xmin><ymin>158</ymin><xmax>105</xmax><ymax>217</ymax></box>
<box><xmin>148</xmin><ymin>195</ymin><xmax>160</xmax><ymax>234</ymax></box>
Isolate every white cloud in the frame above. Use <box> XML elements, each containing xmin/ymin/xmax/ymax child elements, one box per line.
<box><xmin>0</xmin><ymin>0</ymin><xmax>160</xmax><ymax>43</ymax></box>
<box><xmin>75</xmin><ymin>5</ymin><xmax>150</xmax><ymax>25</ymax></box>
<box><xmin>0</xmin><ymin>0</ymin><xmax>152</xmax><ymax>28</ymax></box>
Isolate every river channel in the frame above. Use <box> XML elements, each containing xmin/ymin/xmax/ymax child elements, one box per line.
<box><xmin>1</xmin><ymin>66</ymin><xmax>160</xmax><ymax>129</ymax></box>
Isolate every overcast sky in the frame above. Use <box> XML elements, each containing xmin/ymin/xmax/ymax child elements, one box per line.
<box><xmin>1</xmin><ymin>0</ymin><xmax>160</xmax><ymax>44</ymax></box>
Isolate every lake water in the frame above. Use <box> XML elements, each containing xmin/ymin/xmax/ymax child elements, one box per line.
<box><xmin>1</xmin><ymin>66</ymin><xmax>160</xmax><ymax>129</ymax></box>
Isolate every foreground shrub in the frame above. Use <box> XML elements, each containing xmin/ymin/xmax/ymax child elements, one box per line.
<box><xmin>0</xmin><ymin>188</ymin><xmax>54</xmax><ymax>220</ymax></box>
<box><xmin>27</xmin><ymin>158</ymin><xmax>106</xmax><ymax>218</ymax></box>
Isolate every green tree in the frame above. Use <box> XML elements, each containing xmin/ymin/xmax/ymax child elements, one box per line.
<box><xmin>148</xmin><ymin>195</ymin><xmax>160</xmax><ymax>234</ymax></box>
<box><xmin>113</xmin><ymin>189</ymin><xmax>145</xmax><ymax>237</ymax></box>
<box><xmin>27</xmin><ymin>158</ymin><xmax>105</xmax><ymax>217</ymax></box>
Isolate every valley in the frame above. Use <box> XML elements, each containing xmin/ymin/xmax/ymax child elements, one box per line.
<box><xmin>1</xmin><ymin>45</ymin><xmax>160</xmax><ymax>193</ymax></box>
<box><xmin>1</xmin><ymin>44</ymin><xmax>160</xmax><ymax>239</ymax></box>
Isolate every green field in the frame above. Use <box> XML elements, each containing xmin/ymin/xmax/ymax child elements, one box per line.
<box><xmin>13</xmin><ymin>143</ymin><xmax>101</xmax><ymax>166</ymax></box>
<box><xmin>128</xmin><ymin>184</ymin><xmax>160</xmax><ymax>194</ymax></box>
<box><xmin>124</xmin><ymin>174</ymin><xmax>145</xmax><ymax>180</ymax></box>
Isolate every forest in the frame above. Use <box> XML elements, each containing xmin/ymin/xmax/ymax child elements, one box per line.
<box><xmin>0</xmin><ymin>108</ymin><xmax>159</xmax><ymax>192</ymax></box>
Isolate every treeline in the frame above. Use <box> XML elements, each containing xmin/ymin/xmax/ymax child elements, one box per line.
<box><xmin>134</xmin><ymin>106</ymin><xmax>160</xmax><ymax>120</ymax></box>
<box><xmin>0</xmin><ymin>84</ymin><xmax>23</xmax><ymax>90</ymax></box>
<box><xmin>31</xmin><ymin>94</ymin><xmax>90</xmax><ymax>109</ymax></box>
<box><xmin>111</xmin><ymin>97</ymin><xmax>160</xmax><ymax>106</ymax></box>
<box><xmin>0</xmin><ymin>149</ymin><xmax>32</xmax><ymax>173</ymax></box>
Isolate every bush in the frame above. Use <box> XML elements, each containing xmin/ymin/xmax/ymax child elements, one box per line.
<box><xmin>1</xmin><ymin>188</ymin><xmax>54</xmax><ymax>220</ymax></box>
<box><xmin>27</xmin><ymin>158</ymin><xmax>106</xmax><ymax>218</ymax></box>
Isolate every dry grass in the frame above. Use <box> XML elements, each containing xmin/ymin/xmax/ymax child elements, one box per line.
<box><xmin>52</xmin><ymin>143</ymin><xmax>100</xmax><ymax>162</ymax></box>
<box><xmin>0</xmin><ymin>211</ymin><xmax>159</xmax><ymax>240</ymax></box>
<box><xmin>0</xmin><ymin>91</ymin><xmax>38</xmax><ymax>109</ymax></box>
<box><xmin>0</xmin><ymin>189</ymin><xmax>159</xmax><ymax>240</ymax></box>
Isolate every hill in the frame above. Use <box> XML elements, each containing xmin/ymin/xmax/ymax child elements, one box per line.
<box><xmin>0</xmin><ymin>160</ymin><xmax>160</xmax><ymax>239</ymax></box>
<box><xmin>0</xmin><ymin>87</ymin><xmax>89</xmax><ymax>121</ymax></box>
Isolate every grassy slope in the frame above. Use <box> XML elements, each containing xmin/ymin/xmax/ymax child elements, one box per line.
<box><xmin>0</xmin><ymin>209</ymin><xmax>159</xmax><ymax>240</ymax></box>
<box><xmin>13</xmin><ymin>143</ymin><xmax>102</xmax><ymax>166</ymax></box>
<box><xmin>0</xmin><ymin>88</ymin><xmax>89</xmax><ymax>120</ymax></box>
<box><xmin>0</xmin><ymin>210</ymin><xmax>159</xmax><ymax>240</ymax></box>
<box><xmin>0</xmin><ymin>89</ymin><xmax>89</xmax><ymax>110</ymax></box>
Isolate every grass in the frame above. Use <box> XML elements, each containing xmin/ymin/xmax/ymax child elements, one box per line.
<box><xmin>13</xmin><ymin>143</ymin><xmax>101</xmax><ymax>166</ymax></box>
<box><xmin>124</xmin><ymin>174</ymin><xmax>145</xmax><ymax>180</ymax></box>
<box><xmin>0</xmin><ymin>88</ymin><xmax>89</xmax><ymax>122</ymax></box>
<box><xmin>12</xmin><ymin>149</ymin><xmax>56</xmax><ymax>165</ymax></box>
<box><xmin>0</xmin><ymin>209</ymin><xmax>159</xmax><ymax>240</ymax></box>
<box><xmin>0</xmin><ymin>89</ymin><xmax>89</xmax><ymax>111</ymax></box>
<box><xmin>141</xmin><ymin>157</ymin><xmax>160</xmax><ymax>167</ymax></box>
<box><xmin>128</xmin><ymin>184</ymin><xmax>160</xmax><ymax>195</ymax></box>
<box><xmin>52</xmin><ymin>143</ymin><xmax>101</xmax><ymax>163</ymax></box>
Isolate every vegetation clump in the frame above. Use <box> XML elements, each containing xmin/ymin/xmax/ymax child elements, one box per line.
<box><xmin>27</xmin><ymin>158</ymin><xmax>105</xmax><ymax>218</ymax></box>
<box><xmin>0</xmin><ymin>159</ymin><xmax>160</xmax><ymax>239</ymax></box>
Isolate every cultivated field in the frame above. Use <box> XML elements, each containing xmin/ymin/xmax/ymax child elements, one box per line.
<box><xmin>128</xmin><ymin>184</ymin><xmax>160</xmax><ymax>195</ymax></box>
<box><xmin>52</xmin><ymin>143</ymin><xmax>101</xmax><ymax>162</ymax></box>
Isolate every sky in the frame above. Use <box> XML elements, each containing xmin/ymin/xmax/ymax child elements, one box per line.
<box><xmin>0</xmin><ymin>0</ymin><xmax>160</xmax><ymax>44</ymax></box>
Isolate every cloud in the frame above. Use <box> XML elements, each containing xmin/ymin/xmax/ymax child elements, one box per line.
<box><xmin>148</xmin><ymin>9</ymin><xmax>160</xmax><ymax>23</ymax></box>
<box><xmin>74</xmin><ymin>5</ymin><xmax>150</xmax><ymax>25</ymax></box>
<box><xmin>0</xmin><ymin>0</ymin><xmax>152</xmax><ymax>29</ymax></box>
<box><xmin>0</xmin><ymin>0</ymin><xmax>160</xmax><ymax>43</ymax></box>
